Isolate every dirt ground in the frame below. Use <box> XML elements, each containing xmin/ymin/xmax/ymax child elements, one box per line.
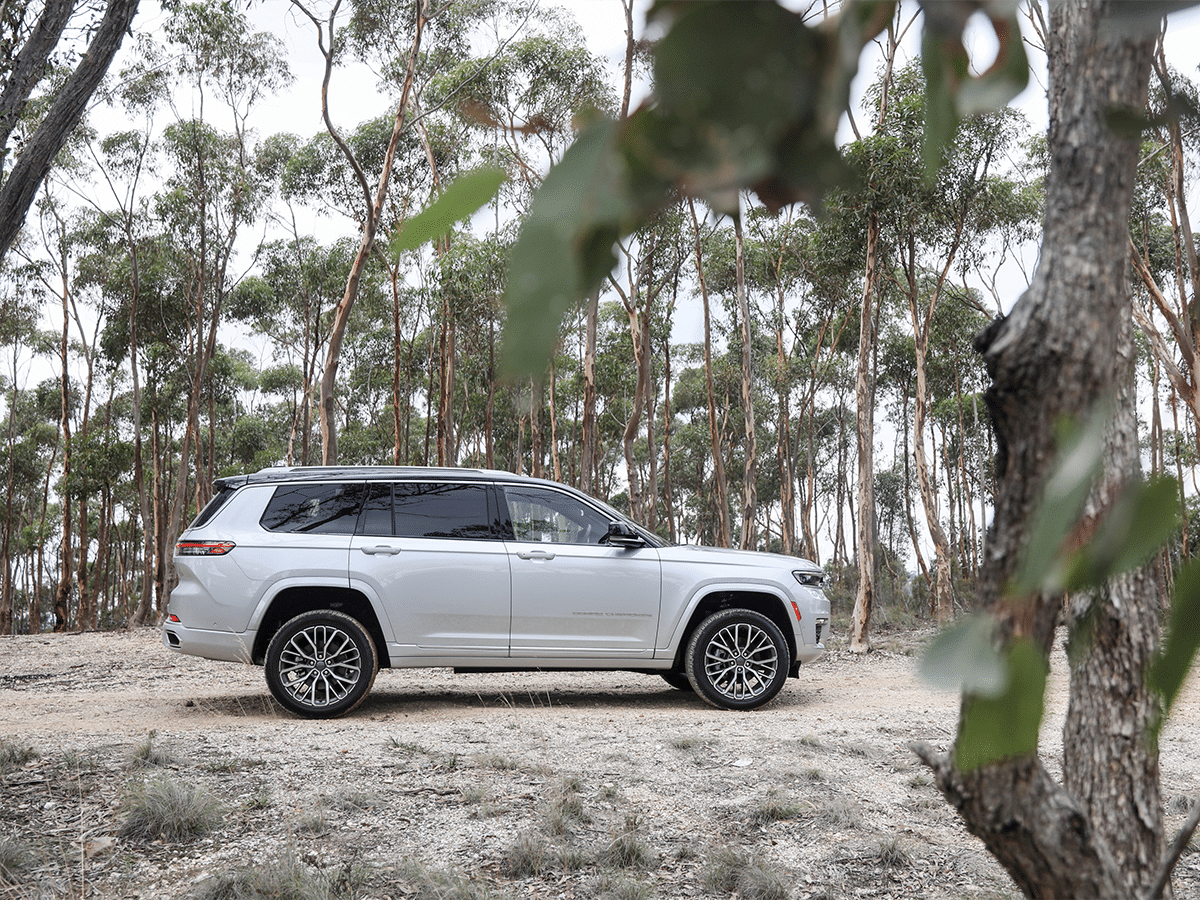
<box><xmin>3</xmin><ymin>625</ymin><xmax>1200</xmax><ymax>900</ymax></box>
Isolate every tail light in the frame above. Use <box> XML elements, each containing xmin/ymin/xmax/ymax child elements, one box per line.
<box><xmin>176</xmin><ymin>540</ymin><xmax>236</xmax><ymax>557</ymax></box>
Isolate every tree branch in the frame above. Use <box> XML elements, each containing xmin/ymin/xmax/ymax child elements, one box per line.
<box><xmin>0</xmin><ymin>0</ymin><xmax>140</xmax><ymax>262</ymax></box>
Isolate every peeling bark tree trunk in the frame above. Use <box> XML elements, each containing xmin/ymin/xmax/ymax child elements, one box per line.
<box><xmin>580</xmin><ymin>289</ymin><xmax>599</xmax><ymax>494</ymax></box>
<box><xmin>734</xmin><ymin>211</ymin><xmax>757</xmax><ymax>551</ymax></box>
<box><xmin>688</xmin><ymin>199</ymin><xmax>731</xmax><ymax>546</ymax></box>
<box><xmin>916</xmin><ymin>4</ymin><xmax>1164</xmax><ymax>897</ymax></box>
<box><xmin>849</xmin><ymin>211</ymin><xmax>879</xmax><ymax>654</ymax></box>
<box><xmin>304</xmin><ymin>0</ymin><xmax>427</xmax><ymax>465</ymax></box>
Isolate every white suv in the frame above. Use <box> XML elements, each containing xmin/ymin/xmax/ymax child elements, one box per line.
<box><xmin>163</xmin><ymin>467</ymin><xmax>830</xmax><ymax>718</ymax></box>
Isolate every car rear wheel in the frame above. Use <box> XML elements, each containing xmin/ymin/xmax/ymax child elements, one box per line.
<box><xmin>685</xmin><ymin>609</ymin><xmax>788</xmax><ymax>710</ymax></box>
<box><xmin>265</xmin><ymin>610</ymin><xmax>378</xmax><ymax>718</ymax></box>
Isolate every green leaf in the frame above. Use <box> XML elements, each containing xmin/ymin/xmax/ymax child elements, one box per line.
<box><xmin>955</xmin><ymin>638</ymin><xmax>1047</xmax><ymax>772</ymax></box>
<box><xmin>1011</xmin><ymin>405</ymin><xmax>1110</xmax><ymax>596</ymax></box>
<box><xmin>500</xmin><ymin>119</ymin><xmax>639</xmax><ymax>379</ymax></box>
<box><xmin>920</xmin><ymin>7</ymin><xmax>1028</xmax><ymax>177</ymax></box>
<box><xmin>1149</xmin><ymin>559</ymin><xmax>1200</xmax><ymax>720</ymax></box>
<box><xmin>1067</xmin><ymin>475</ymin><xmax>1181</xmax><ymax>591</ymax></box>
<box><xmin>919</xmin><ymin>613</ymin><xmax>1007</xmax><ymax>697</ymax></box>
<box><xmin>390</xmin><ymin>167</ymin><xmax>506</xmax><ymax>255</ymax></box>
<box><xmin>500</xmin><ymin>0</ymin><xmax>892</xmax><ymax>376</ymax></box>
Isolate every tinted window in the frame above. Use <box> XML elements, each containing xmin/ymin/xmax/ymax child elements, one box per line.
<box><xmin>191</xmin><ymin>483</ymin><xmax>238</xmax><ymax>528</ymax></box>
<box><xmin>502</xmin><ymin>486</ymin><xmax>611</xmax><ymax>545</ymax></box>
<box><xmin>260</xmin><ymin>483</ymin><xmax>365</xmax><ymax>534</ymax></box>
<box><xmin>391</xmin><ymin>482</ymin><xmax>492</xmax><ymax>539</ymax></box>
<box><xmin>358</xmin><ymin>482</ymin><xmax>393</xmax><ymax>535</ymax></box>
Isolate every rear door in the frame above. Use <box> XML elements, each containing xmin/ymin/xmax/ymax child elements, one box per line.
<box><xmin>349</xmin><ymin>481</ymin><xmax>511</xmax><ymax>657</ymax></box>
<box><xmin>500</xmin><ymin>484</ymin><xmax>661</xmax><ymax>658</ymax></box>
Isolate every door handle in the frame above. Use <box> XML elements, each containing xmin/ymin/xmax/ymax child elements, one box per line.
<box><xmin>517</xmin><ymin>549</ymin><xmax>555</xmax><ymax>560</ymax></box>
<box><xmin>360</xmin><ymin>545</ymin><xmax>402</xmax><ymax>556</ymax></box>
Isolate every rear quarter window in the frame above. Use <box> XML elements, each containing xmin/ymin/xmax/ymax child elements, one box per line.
<box><xmin>190</xmin><ymin>483</ymin><xmax>238</xmax><ymax>528</ymax></box>
<box><xmin>260</xmin><ymin>482</ymin><xmax>366</xmax><ymax>533</ymax></box>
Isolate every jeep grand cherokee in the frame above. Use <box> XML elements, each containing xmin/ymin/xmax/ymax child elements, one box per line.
<box><xmin>163</xmin><ymin>466</ymin><xmax>830</xmax><ymax>718</ymax></box>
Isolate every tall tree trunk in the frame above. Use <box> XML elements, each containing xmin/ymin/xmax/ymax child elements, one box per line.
<box><xmin>916</xmin><ymin>4</ymin><xmax>1163</xmax><ymax>896</ymax></box>
<box><xmin>580</xmin><ymin>289</ymin><xmax>599</xmax><ymax>493</ymax></box>
<box><xmin>663</xmin><ymin>332</ymin><xmax>677</xmax><ymax>543</ymax></box>
<box><xmin>909</xmin><ymin>262</ymin><xmax>956</xmax><ymax>625</ymax></box>
<box><xmin>688</xmin><ymin>199</ymin><xmax>731</xmax><ymax>546</ymax></box>
<box><xmin>309</xmin><ymin>0</ymin><xmax>426</xmax><ymax>464</ymax></box>
<box><xmin>53</xmin><ymin>267</ymin><xmax>72</xmax><ymax>633</ymax></box>
<box><xmin>735</xmin><ymin>210</ymin><xmax>757</xmax><ymax>550</ymax></box>
<box><xmin>775</xmin><ymin>279</ymin><xmax>795</xmax><ymax>556</ymax></box>
<box><xmin>621</xmin><ymin>297</ymin><xmax>648</xmax><ymax>521</ymax></box>
<box><xmin>849</xmin><ymin>212</ymin><xmax>879</xmax><ymax>653</ymax></box>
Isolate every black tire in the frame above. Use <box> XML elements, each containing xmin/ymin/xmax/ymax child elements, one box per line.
<box><xmin>660</xmin><ymin>670</ymin><xmax>694</xmax><ymax>692</ymax></box>
<box><xmin>684</xmin><ymin>609</ymin><xmax>788</xmax><ymax>710</ymax></box>
<box><xmin>265</xmin><ymin>610</ymin><xmax>378</xmax><ymax>718</ymax></box>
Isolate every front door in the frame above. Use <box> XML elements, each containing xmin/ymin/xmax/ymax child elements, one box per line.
<box><xmin>500</xmin><ymin>484</ymin><xmax>661</xmax><ymax>658</ymax></box>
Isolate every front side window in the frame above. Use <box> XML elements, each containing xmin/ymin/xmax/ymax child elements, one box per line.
<box><xmin>388</xmin><ymin>482</ymin><xmax>493</xmax><ymax>539</ymax></box>
<box><xmin>502</xmin><ymin>486</ymin><xmax>612</xmax><ymax>545</ymax></box>
<box><xmin>260</xmin><ymin>483</ymin><xmax>365</xmax><ymax>534</ymax></box>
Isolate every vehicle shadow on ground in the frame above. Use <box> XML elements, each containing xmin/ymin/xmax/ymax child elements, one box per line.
<box><xmin>186</xmin><ymin>680</ymin><xmax>816</xmax><ymax>719</ymax></box>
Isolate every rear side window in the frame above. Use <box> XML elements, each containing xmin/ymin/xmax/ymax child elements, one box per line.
<box><xmin>191</xmin><ymin>483</ymin><xmax>238</xmax><ymax>528</ymax></box>
<box><xmin>358</xmin><ymin>482</ymin><xmax>493</xmax><ymax>539</ymax></box>
<box><xmin>260</xmin><ymin>483</ymin><xmax>366</xmax><ymax>534</ymax></box>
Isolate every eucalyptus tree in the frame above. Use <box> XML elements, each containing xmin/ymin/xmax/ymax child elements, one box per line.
<box><xmin>1129</xmin><ymin>58</ymin><xmax>1200</xmax><ymax>477</ymax></box>
<box><xmin>231</xmin><ymin>236</ymin><xmax>357</xmax><ymax>466</ymax></box>
<box><xmin>135</xmin><ymin>2</ymin><xmax>290</xmax><ymax>600</ymax></box>
<box><xmin>858</xmin><ymin>62</ymin><xmax>1034</xmax><ymax>624</ymax></box>
<box><xmin>0</xmin><ymin>265</ymin><xmax>54</xmax><ymax>635</ymax></box>
<box><xmin>421</xmin><ymin>1</ymin><xmax>615</xmax><ymax>476</ymax></box>
<box><xmin>686</xmin><ymin>199</ymin><xmax>731</xmax><ymax>545</ymax></box>
<box><xmin>840</xmin><ymin>11</ymin><xmax>907</xmax><ymax>653</ymax></box>
<box><xmin>742</xmin><ymin>207</ymin><xmax>806</xmax><ymax>556</ymax></box>
<box><xmin>77</xmin><ymin>87</ymin><xmax>161</xmax><ymax>626</ymax></box>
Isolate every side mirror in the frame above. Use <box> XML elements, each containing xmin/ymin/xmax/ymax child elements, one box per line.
<box><xmin>601</xmin><ymin>521</ymin><xmax>645</xmax><ymax>548</ymax></box>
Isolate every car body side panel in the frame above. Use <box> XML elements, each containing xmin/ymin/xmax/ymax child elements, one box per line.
<box><xmin>507</xmin><ymin>543</ymin><xmax>661</xmax><ymax>658</ymax></box>
<box><xmin>655</xmin><ymin>545</ymin><xmax>830</xmax><ymax>663</ymax></box>
<box><xmin>350</xmin><ymin>534</ymin><xmax>511</xmax><ymax>656</ymax></box>
<box><xmin>171</xmin><ymin>485</ymin><xmax>354</xmax><ymax>636</ymax></box>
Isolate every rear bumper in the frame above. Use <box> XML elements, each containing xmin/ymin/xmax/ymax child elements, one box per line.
<box><xmin>162</xmin><ymin>622</ymin><xmax>256</xmax><ymax>664</ymax></box>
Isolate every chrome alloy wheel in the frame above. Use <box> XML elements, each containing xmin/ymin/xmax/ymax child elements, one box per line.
<box><xmin>703</xmin><ymin>621</ymin><xmax>780</xmax><ymax>702</ymax></box>
<box><xmin>276</xmin><ymin>623</ymin><xmax>363</xmax><ymax>708</ymax></box>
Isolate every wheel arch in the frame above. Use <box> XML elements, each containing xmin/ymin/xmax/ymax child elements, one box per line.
<box><xmin>252</xmin><ymin>586</ymin><xmax>391</xmax><ymax>667</ymax></box>
<box><xmin>671</xmin><ymin>590</ymin><xmax>796</xmax><ymax>670</ymax></box>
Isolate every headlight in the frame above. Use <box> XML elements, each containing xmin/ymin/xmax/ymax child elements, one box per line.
<box><xmin>793</xmin><ymin>570</ymin><xmax>824</xmax><ymax>588</ymax></box>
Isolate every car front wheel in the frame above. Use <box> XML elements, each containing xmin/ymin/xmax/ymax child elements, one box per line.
<box><xmin>685</xmin><ymin>609</ymin><xmax>788</xmax><ymax>710</ymax></box>
<box><xmin>265</xmin><ymin>610</ymin><xmax>378</xmax><ymax>718</ymax></box>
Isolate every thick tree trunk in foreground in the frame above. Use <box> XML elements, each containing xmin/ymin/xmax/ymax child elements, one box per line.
<box><xmin>917</xmin><ymin>3</ymin><xmax>1162</xmax><ymax>897</ymax></box>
